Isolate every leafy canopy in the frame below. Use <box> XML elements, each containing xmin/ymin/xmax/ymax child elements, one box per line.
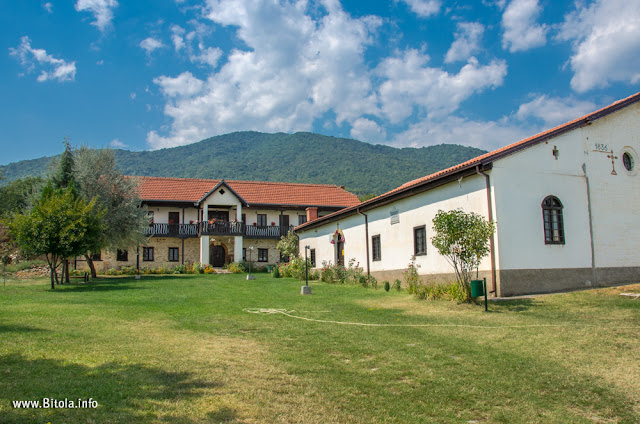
<box><xmin>431</xmin><ymin>209</ymin><xmax>495</xmax><ymax>301</ymax></box>
<box><xmin>9</xmin><ymin>186</ymin><xmax>104</xmax><ymax>288</ymax></box>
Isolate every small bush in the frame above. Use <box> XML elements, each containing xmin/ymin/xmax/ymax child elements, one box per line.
<box><xmin>402</xmin><ymin>256</ymin><xmax>421</xmax><ymax>294</ymax></box>
<box><xmin>272</xmin><ymin>266</ymin><xmax>280</xmax><ymax>278</ymax></box>
<box><xmin>369</xmin><ymin>276</ymin><xmax>378</xmax><ymax>290</ymax></box>
<box><xmin>203</xmin><ymin>265</ymin><xmax>216</xmax><ymax>274</ymax></box>
<box><xmin>394</xmin><ymin>279</ymin><xmax>402</xmax><ymax>291</ymax></box>
<box><xmin>225</xmin><ymin>262</ymin><xmax>243</xmax><ymax>274</ymax></box>
<box><xmin>383</xmin><ymin>281</ymin><xmax>390</xmax><ymax>292</ymax></box>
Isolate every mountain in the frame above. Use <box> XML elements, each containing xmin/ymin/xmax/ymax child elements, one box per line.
<box><xmin>0</xmin><ymin>132</ymin><xmax>485</xmax><ymax>195</ymax></box>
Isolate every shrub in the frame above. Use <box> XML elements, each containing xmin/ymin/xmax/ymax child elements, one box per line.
<box><xmin>384</xmin><ymin>281</ymin><xmax>390</xmax><ymax>292</ymax></box>
<box><xmin>225</xmin><ymin>262</ymin><xmax>243</xmax><ymax>274</ymax></box>
<box><xmin>369</xmin><ymin>276</ymin><xmax>378</xmax><ymax>290</ymax></box>
<box><xmin>394</xmin><ymin>279</ymin><xmax>402</xmax><ymax>291</ymax></box>
<box><xmin>402</xmin><ymin>256</ymin><xmax>422</xmax><ymax>294</ymax></box>
<box><xmin>203</xmin><ymin>265</ymin><xmax>216</xmax><ymax>274</ymax></box>
<box><xmin>311</xmin><ymin>270</ymin><xmax>320</xmax><ymax>281</ymax></box>
<box><xmin>411</xmin><ymin>281</ymin><xmax>466</xmax><ymax>302</ymax></box>
<box><xmin>272</xmin><ymin>265</ymin><xmax>280</xmax><ymax>278</ymax></box>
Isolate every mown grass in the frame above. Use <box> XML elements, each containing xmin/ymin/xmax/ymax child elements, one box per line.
<box><xmin>1</xmin><ymin>275</ymin><xmax>639</xmax><ymax>423</ymax></box>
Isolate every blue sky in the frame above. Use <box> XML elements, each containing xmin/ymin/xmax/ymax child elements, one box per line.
<box><xmin>2</xmin><ymin>0</ymin><xmax>640</xmax><ymax>165</ymax></box>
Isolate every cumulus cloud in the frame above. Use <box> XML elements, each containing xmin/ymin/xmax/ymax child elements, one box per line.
<box><xmin>557</xmin><ymin>0</ymin><xmax>640</xmax><ymax>92</ymax></box>
<box><xmin>501</xmin><ymin>0</ymin><xmax>547</xmax><ymax>52</ymax></box>
<box><xmin>392</xmin><ymin>115</ymin><xmax>535</xmax><ymax>151</ymax></box>
<box><xmin>153</xmin><ymin>72</ymin><xmax>204</xmax><ymax>97</ymax></box>
<box><xmin>515</xmin><ymin>94</ymin><xmax>596</xmax><ymax>126</ymax></box>
<box><xmin>147</xmin><ymin>0</ymin><xmax>508</xmax><ymax>150</ymax></box>
<box><xmin>350</xmin><ymin>118</ymin><xmax>387</xmax><ymax>143</ymax></box>
<box><xmin>139</xmin><ymin>37</ymin><xmax>164</xmax><ymax>54</ymax></box>
<box><xmin>75</xmin><ymin>0</ymin><xmax>118</xmax><ymax>32</ymax></box>
<box><xmin>43</xmin><ymin>2</ymin><xmax>53</xmax><ymax>13</ymax></box>
<box><xmin>397</xmin><ymin>0</ymin><xmax>441</xmax><ymax>18</ymax></box>
<box><xmin>377</xmin><ymin>50</ymin><xmax>507</xmax><ymax>123</ymax></box>
<box><xmin>444</xmin><ymin>21</ymin><xmax>484</xmax><ymax>63</ymax></box>
<box><xmin>109</xmin><ymin>138</ymin><xmax>128</xmax><ymax>148</ymax></box>
<box><xmin>9</xmin><ymin>36</ymin><xmax>76</xmax><ymax>82</ymax></box>
<box><xmin>147</xmin><ymin>0</ymin><xmax>382</xmax><ymax>148</ymax></box>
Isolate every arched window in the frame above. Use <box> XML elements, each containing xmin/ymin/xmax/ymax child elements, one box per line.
<box><xmin>542</xmin><ymin>196</ymin><xmax>564</xmax><ymax>244</ymax></box>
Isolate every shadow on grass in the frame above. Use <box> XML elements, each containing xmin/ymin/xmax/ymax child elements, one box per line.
<box><xmin>51</xmin><ymin>278</ymin><xmax>147</xmax><ymax>293</ymax></box>
<box><xmin>486</xmin><ymin>298</ymin><xmax>544</xmax><ymax>313</ymax></box>
<box><xmin>0</xmin><ymin>325</ymin><xmax>49</xmax><ymax>334</ymax></box>
<box><xmin>0</xmin><ymin>352</ymin><xmax>234</xmax><ymax>424</ymax></box>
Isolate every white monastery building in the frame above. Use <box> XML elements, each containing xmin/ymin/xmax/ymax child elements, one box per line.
<box><xmin>295</xmin><ymin>92</ymin><xmax>640</xmax><ymax>296</ymax></box>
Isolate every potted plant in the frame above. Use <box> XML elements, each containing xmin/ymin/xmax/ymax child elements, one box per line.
<box><xmin>271</xmin><ymin>221</ymin><xmax>276</xmax><ymax>226</ymax></box>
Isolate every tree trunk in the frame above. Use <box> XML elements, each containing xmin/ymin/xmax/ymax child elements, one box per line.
<box><xmin>63</xmin><ymin>259</ymin><xmax>70</xmax><ymax>284</ymax></box>
<box><xmin>50</xmin><ymin>266</ymin><xmax>55</xmax><ymax>289</ymax></box>
<box><xmin>85</xmin><ymin>254</ymin><xmax>97</xmax><ymax>279</ymax></box>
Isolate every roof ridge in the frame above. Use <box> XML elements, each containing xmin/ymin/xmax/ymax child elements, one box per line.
<box><xmin>129</xmin><ymin>175</ymin><xmax>342</xmax><ymax>188</ymax></box>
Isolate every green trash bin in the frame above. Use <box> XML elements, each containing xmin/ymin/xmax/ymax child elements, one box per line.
<box><xmin>470</xmin><ymin>280</ymin><xmax>484</xmax><ymax>297</ymax></box>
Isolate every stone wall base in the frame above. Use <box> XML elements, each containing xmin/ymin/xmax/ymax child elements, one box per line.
<box><xmin>366</xmin><ymin>266</ymin><xmax>640</xmax><ymax>297</ymax></box>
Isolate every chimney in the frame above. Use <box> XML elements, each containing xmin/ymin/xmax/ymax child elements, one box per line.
<box><xmin>339</xmin><ymin>185</ymin><xmax>345</xmax><ymax>189</ymax></box>
<box><xmin>306</xmin><ymin>207</ymin><xmax>318</xmax><ymax>222</ymax></box>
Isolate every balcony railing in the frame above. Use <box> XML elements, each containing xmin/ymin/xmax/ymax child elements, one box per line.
<box><xmin>145</xmin><ymin>222</ymin><xmax>294</xmax><ymax>239</ymax></box>
<box><xmin>200</xmin><ymin>220</ymin><xmax>243</xmax><ymax>236</ymax></box>
<box><xmin>145</xmin><ymin>223</ymin><xmax>199</xmax><ymax>238</ymax></box>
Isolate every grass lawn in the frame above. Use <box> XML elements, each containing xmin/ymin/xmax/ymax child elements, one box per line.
<box><xmin>1</xmin><ymin>274</ymin><xmax>639</xmax><ymax>423</ymax></box>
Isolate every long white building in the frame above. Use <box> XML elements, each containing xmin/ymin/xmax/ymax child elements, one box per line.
<box><xmin>295</xmin><ymin>92</ymin><xmax>640</xmax><ymax>296</ymax></box>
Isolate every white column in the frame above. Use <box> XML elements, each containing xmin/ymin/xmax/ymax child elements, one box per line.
<box><xmin>200</xmin><ymin>236</ymin><xmax>210</xmax><ymax>265</ymax></box>
<box><xmin>234</xmin><ymin>202</ymin><xmax>243</xmax><ymax>262</ymax></box>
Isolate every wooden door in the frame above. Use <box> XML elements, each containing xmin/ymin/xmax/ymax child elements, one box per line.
<box><xmin>280</xmin><ymin>214</ymin><xmax>289</xmax><ymax>236</ymax></box>
<box><xmin>210</xmin><ymin>246</ymin><xmax>226</xmax><ymax>267</ymax></box>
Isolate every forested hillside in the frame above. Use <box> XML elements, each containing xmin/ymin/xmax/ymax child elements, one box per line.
<box><xmin>1</xmin><ymin>132</ymin><xmax>485</xmax><ymax>195</ymax></box>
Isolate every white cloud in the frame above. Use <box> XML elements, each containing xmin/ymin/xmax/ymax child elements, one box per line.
<box><xmin>147</xmin><ymin>0</ymin><xmax>508</xmax><ymax>150</ymax></box>
<box><xmin>43</xmin><ymin>2</ymin><xmax>53</xmax><ymax>13</ymax></box>
<box><xmin>192</xmin><ymin>45</ymin><xmax>222</xmax><ymax>67</ymax></box>
<box><xmin>139</xmin><ymin>37</ymin><xmax>164</xmax><ymax>54</ymax></box>
<box><xmin>397</xmin><ymin>0</ymin><xmax>441</xmax><ymax>18</ymax></box>
<box><xmin>350</xmin><ymin>118</ymin><xmax>387</xmax><ymax>143</ymax></box>
<box><xmin>392</xmin><ymin>115</ymin><xmax>535</xmax><ymax>151</ymax></box>
<box><xmin>153</xmin><ymin>72</ymin><xmax>205</xmax><ymax>98</ymax></box>
<box><xmin>75</xmin><ymin>0</ymin><xmax>118</xmax><ymax>32</ymax></box>
<box><xmin>9</xmin><ymin>36</ymin><xmax>76</xmax><ymax>82</ymax></box>
<box><xmin>515</xmin><ymin>94</ymin><xmax>596</xmax><ymax>126</ymax></box>
<box><xmin>557</xmin><ymin>0</ymin><xmax>640</xmax><ymax>92</ymax></box>
<box><xmin>109</xmin><ymin>138</ymin><xmax>128</xmax><ymax>148</ymax></box>
<box><xmin>377</xmin><ymin>50</ymin><xmax>507</xmax><ymax>123</ymax></box>
<box><xmin>501</xmin><ymin>0</ymin><xmax>547</xmax><ymax>52</ymax></box>
<box><xmin>147</xmin><ymin>0</ymin><xmax>381</xmax><ymax>149</ymax></box>
<box><xmin>171</xmin><ymin>25</ymin><xmax>186</xmax><ymax>52</ymax></box>
<box><xmin>129</xmin><ymin>92</ymin><xmax>136</xmax><ymax>100</ymax></box>
<box><xmin>444</xmin><ymin>21</ymin><xmax>484</xmax><ymax>63</ymax></box>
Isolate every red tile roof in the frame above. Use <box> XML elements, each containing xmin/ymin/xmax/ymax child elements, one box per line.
<box><xmin>296</xmin><ymin>90</ymin><xmax>640</xmax><ymax>230</ymax></box>
<box><xmin>133</xmin><ymin>176</ymin><xmax>361</xmax><ymax>208</ymax></box>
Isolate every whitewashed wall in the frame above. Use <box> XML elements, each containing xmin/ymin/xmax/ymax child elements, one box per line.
<box><xmin>299</xmin><ymin>174</ymin><xmax>493</xmax><ymax>275</ymax></box>
<box><xmin>492</xmin><ymin>102</ymin><xmax>640</xmax><ymax>271</ymax></box>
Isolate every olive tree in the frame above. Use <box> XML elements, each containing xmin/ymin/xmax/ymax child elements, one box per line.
<box><xmin>431</xmin><ymin>209</ymin><xmax>495</xmax><ymax>302</ymax></box>
<box><xmin>74</xmin><ymin>147</ymin><xmax>149</xmax><ymax>277</ymax></box>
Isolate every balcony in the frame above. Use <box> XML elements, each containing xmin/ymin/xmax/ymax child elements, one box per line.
<box><xmin>145</xmin><ymin>222</ymin><xmax>294</xmax><ymax>239</ymax></box>
<box><xmin>145</xmin><ymin>223</ymin><xmax>199</xmax><ymax>238</ymax></box>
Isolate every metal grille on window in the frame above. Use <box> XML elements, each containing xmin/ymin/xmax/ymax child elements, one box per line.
<box><xmin>542</xmin><ymin>196</ymin><xmax>565</xmax><ymax>244</ymax></box>
<box><xmin>372</xmin><ymin>235</ymin><xmax>381</xmax><ymax>261</ymax></box>
<box><xmin>414</xmin><ymin>226</ymin><xmax>426</xmax><ymax>255</ymax></box>
<box><xmin>310</xmin><ymin>249</ymin><xmax>316</xmax><ymax>267</ymax></box>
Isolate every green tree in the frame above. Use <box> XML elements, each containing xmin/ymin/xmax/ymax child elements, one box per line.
<box><xmin>52</xmin><ymin>137</ymin><xmax>75</xmax><ymax>190</ymax></box>
<box><xmin>277</xmin><ymin>230</ymin><xmax>299</xmax><ymax>261</ymax></box>
<box><xmin>431</xmin><ymin>209</ymin><xmax>495</xmax><ymax>302</ymax></box>
<box><xmin>74</xmin><ymin>147</ymin><xmax>149</xmax><ymax>277</ymax></box>
<box><xmin>9</xmin><ymin>186</ymin><xmax>104</xmax><ymax>289</ymax></box>
<box><xmin>0</xmin><ymin>176</ymin><xmax>44</xmax><ymax>219</ymax></box>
